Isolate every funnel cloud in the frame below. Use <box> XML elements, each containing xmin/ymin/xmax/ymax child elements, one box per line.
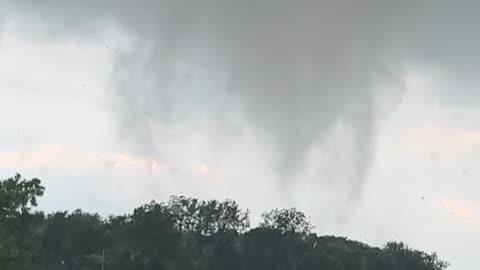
<box><xmin>3</xmin><ymin>0</ymin><xmax>467</xmax><ymax>198</ymax></box>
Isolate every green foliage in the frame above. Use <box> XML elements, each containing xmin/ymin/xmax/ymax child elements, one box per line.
<box><xmin>260</xmin><ymin>208</ymin><xmax>314</xmax><ymax>234</ymax></box>
<box><xmin>42</xmin><ymin>210</ymin><xmax>109</xmax><ymax>270</ymax></box>
<box><xmin>168</xmin><ymin>195</ymin><xmax>250</xmax><ymax>235</ymax></box>
<box><xmin>0</xmin><ymin>174</ymin><xmax>449</xmax><ymax>270</ymax></box>
<box><xmin>0</xmin><ymin>173</ymin><xmax>44</xmax><ymax>217</ymax></box>
<box><xmin>0</xmin><ymin>174</ymin><xmax>45</xmax><ymax>270</ymax></box>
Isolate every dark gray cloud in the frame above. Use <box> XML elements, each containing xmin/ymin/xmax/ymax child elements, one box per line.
<box><xmin>401</xmin><ymin>2</ymin><xmax>480</xmax><ymax>106</ymax></box>
<box><xmin>3</xmin><ymin>0</ymin><xmax>480</xmax><ymax>199</ymax></box>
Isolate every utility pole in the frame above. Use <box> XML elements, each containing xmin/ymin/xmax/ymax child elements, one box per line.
<box><xmin>101</xmin><ymin>249</ymin><xmax>105</xmax><ymax>270</ymax></box>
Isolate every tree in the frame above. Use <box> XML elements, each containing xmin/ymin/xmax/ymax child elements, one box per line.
<box><xmin>168</xmin><ymin>196</ymin><xmax>250</xmax><ymax>235</ymax></box>
<box><xmin>0</xmin><ymin>174</ymin><xmax>45</xmax><ymax>270</ymax></box>
<box><xmin>259</xmin><ymin>208</ymin><xmax>314</xmax><ymax>234</ymax></box>
<box><xmin>384</xmin><ymin>242</ymin><xmax>449</xmax><ymax>270</ymax></box>
<box><xmin>0</xmin><ymin>173</ymin><xmax>451</xmax><ymax>270</ymax></box>
<box><xmin>167</xmin><ymin>196</ymin><xmax>250</xmax><ymax>270</ymax></box>
<box><xmin>42</xmin><ymin>210</ymin><xmax>109</xmax><ymax>270</ymax></box>
<box><xmin>112</xmin><ymin>201</ymin><xmax>181</xmax><ymax>270</ymax></box>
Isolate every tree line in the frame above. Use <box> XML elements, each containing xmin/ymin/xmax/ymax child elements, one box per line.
<box><xmin>0</xmin><ymin>174</ymin><xmax>448</xmax><ymax>270</ymax></box>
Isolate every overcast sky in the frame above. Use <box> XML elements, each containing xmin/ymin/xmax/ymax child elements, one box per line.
<box><xmin>1</xmin><ymin>1</ymin><xmax>480</xmax><ymax>269</ymax></box>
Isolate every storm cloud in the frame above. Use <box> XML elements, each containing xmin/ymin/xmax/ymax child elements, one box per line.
<box><xmin>3</xmin><ymin>0</ymin><xmax>480</xmax><ymax>200</ymax></box>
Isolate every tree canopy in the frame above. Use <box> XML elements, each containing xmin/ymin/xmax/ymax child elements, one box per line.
<box><xmin>0</xmin><ymin>174</ymin><xmax>449</xmax><ymax>270</ymax></box>
<box><xmin>0</xmin><ymin>174</ymin><xmax>45</xmax><ymax>270</ymax></box>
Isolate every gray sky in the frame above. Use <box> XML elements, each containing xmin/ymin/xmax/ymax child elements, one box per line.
<box><xmin>1</xmin><ymin>1</ymin><xmax>480</xmax><ymax>269</ymax></box>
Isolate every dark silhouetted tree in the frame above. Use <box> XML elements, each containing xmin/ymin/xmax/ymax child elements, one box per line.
<box><xmin>0</xmin><ymin>174</ymin><xmax>45</xmax><ymax>270</ymax></box>
<box><xmin>260</xmin><ymin>208</ymin><xmax>314</xmax><ymax>234</ymax></box>
<box><xmin>0</xmin><ymin>174</ymin><xmax>450</xmax><ymax>270</ymax></box>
